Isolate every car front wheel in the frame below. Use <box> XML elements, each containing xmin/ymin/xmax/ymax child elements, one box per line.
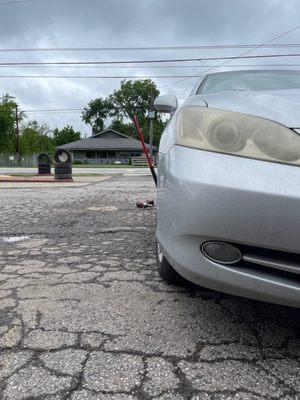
<box><xmin>156</xmin><ymin>241</ymin><xmax>180</xmax><ymax>284</ymax></box>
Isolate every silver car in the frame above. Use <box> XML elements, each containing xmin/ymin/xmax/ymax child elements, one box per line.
<box><xmin>154</xmin><ymin>69</ymin><xmax>300</xmax><ymax>308</ymax></box>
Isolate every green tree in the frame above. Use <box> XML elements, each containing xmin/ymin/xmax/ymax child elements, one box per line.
<box><xmin>82</xmin><ymin>97</ymin><xmax>113</xmax><ymax>135</ymax></box>
<box><xmin>53</xmin><ymin>125</ymin><xmax>81</xmax><ymax>146</ymax></box>
<box><xmin>0</xmin><ymin>94</ymin><xmax>20</xmax><ymax>153</ymax></box>
<box><xmin>110</xmin><ymin>118</ymin><xmax>135</xmax><ymax>137</ymax></box>
<box><xmin>20</xmin><ymin>120</ymin><xmax>54</xmax><ymax>155</ymax></box>
<box><xmin>82</xmin><ymin>79</ymin><xmax>163</xmax><ymax>146</ymax></box>
<box><xmin>141</xmin><ymin>118</ymin><xmax>165</xmax><ymax>147</ymax></box>
<box><xmin>109</xmin><ymin>79</ymin><xmax>159</xmax><ymax>120</ymax></box>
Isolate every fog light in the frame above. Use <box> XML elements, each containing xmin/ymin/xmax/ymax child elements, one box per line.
<box><xmin>201</xmin><ymin>241</ymin><xmax>242</xmax><ymax>265</ymax></box>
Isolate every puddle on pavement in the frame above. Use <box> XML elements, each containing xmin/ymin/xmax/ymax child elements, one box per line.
<box><xmin>2</xmin><ymin>236</ymin><xmax>30</xmax><ymax>244</ymax></box>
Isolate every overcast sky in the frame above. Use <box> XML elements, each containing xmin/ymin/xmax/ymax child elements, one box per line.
<box><xmin>0</xmin><ymin>0</ymin><xmax>299</xmax><ymax>135</ymax></box>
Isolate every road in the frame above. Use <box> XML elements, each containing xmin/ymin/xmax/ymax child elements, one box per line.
<box><xmin>0</xmin><ymin>167</ymin><xmax>151</xmax><ymax>175</ymax></box>
<box><xmin>0</xmin><ymin>175</ymin><xmax>299</xmax><ymax>399</ymax></box>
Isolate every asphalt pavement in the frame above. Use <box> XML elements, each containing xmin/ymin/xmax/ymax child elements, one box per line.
<box><xmin>0</xmin><ymin>175</ymin><xmax>299</xmax><ymax>400</ymax></box>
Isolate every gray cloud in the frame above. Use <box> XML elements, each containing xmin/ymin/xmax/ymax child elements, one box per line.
<box><xmin>0</xmin><ymin>0</ymin><xmax>299</xmax><ymax>134</ymax></box>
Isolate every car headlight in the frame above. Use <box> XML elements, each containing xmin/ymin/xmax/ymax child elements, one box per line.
<box><xmin>176</xmin><ymin>106</ymin><xmax>300</xmax><ymax>165</ymax></box>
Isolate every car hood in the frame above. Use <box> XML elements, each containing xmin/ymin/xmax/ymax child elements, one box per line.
<box><xmin>186</xmin><ymin>89</ymin><xmax>300</xmax><ymax>128</ymax></box>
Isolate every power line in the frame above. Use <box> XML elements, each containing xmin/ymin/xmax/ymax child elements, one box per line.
<box><xmin>205</xmin><ymin>24</ymin><xmax>300</xmax><ymax>75</ymax></box>
<box><xmin>1</xmin><ymin>64</ymin><xmax>300</xmax><ymax>71</ymax></box>
<box><xmin>26</xmin><ymin>111</ymin><xmax>84</xmax><ymax>114</ymax></box>
<box><xmin>4</xmin><ymin>67</ymin><xmax>300</xmax><ymax>79</ymax></box>
<box><xmin>24</xmin><ymin>108</ymin><xmax>84</xmax><ymax>113</ymax></box>
<box><xmin>1</xmin><ymin>43</ymin><xmax>300</xmax><ymax>52</ymax></box>
<box><xmin>161</xmin><ymin>23</ymin><xmax>300</xmax><ymax>88</ymax></box>
<box><xmin>21</xmin><ymin>99</ymin><xmax>186</xmax><ymax>114</ymax></box>
<box><xmin>1</xmin><ymin>63</ymin><xmax>300</xmax><ymax>69</ymax></box>
<box><xmin>0</xmin><ymin>0</ymin><xmax>37</xmax><ymax>6</ymax></box>
<box><xmin>0</xmin><ymin>98</ymin><xmax>204</xmax><ymax>115</ymax></box>
<box><xmin>2</xmin><ymin>66</ymin><xmax>300</xmax><ymax>80</ymax></box>
<box><xmin>1</xmin><ymin>53</ymin><xmax>300</xmax><ymax>66</ymax></box>
<box><xmin>0</xmin><ymin>74</ymin><xmax>212</xmax><ymax>79</ymax></box>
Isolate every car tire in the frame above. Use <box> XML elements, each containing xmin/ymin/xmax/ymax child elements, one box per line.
<box><xmin>54</xmin><ymin>164</ymin><xmax>72</xmax><ymax>174</ymax></box>
<box><xmin>156</xmin><ymin>241</ymin><xmax>180</xmax><ymax>284</ymax></box>
<box><xmin>37</xmin><ymin>153</ymin><xmax>51</xmax><ymax>164</ymax></box>
<box><xmin>54</xmin><ymin>149</ymin><xmax>72</xmax><ymax>164</ymax></box>
<box><xmin>55</xmin><ymin>175</ymin><xmax>72</xmax><ymax>180</ymax></box>
<box><xmin>38</xmin><ymin>163</ymin><xmax>51</xmax><ymax>174</ymax></box>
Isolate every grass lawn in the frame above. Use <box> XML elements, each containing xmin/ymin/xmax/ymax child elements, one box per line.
<box><xmin>73</xmin><ymin>164</ymin><xmax>147</xmax><ymax>168</ymax></box>
<box><xmin>10</xmin><ymin>173</ymin><xmax>103</xmax><ymax>177</ymax></box>
<box><xmin>10</xmin><ymin>174</ymin><xmax>37</xmax><ymax>177</ymax></box>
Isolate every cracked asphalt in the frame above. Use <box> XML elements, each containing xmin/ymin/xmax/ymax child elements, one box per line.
<box><xmin>0</xmin><ymin>175</ymin><xmax>299</xmax><ymax>400</ymax></box>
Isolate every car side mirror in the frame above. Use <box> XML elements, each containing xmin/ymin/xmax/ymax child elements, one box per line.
<box><xmin>154</xmin><ymin>95</ymin><xmax>178</xmax><ymax>113</ymax></box>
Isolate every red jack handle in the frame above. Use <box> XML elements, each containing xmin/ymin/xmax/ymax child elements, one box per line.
<box><xmin>132</xmin><ymin>115</ymin><xmax>157</xmax><ymax>186</ymax></box>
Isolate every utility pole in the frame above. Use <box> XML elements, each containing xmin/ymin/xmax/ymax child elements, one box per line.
<box><xmin>148</xmin><ymin>92</ymin><xmax>155</xmax><ymax>160</ymax></box>
<box><xmin>15</xmin><ymin>104</ymin><xmax>20</xmax><ymax>166</ymax></box>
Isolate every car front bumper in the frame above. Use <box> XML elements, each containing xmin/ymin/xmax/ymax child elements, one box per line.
<box><xmin>156</xmin><ymin>145</ymin><xmax>300</xmax><ymax>308</ymax></box>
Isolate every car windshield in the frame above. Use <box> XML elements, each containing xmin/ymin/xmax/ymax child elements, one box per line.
<box><xmin>198</xmin><ymin>70</ymin><xmax>300</xmax><ymax>94</ymax></box>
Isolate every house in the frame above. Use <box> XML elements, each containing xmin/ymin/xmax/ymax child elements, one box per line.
<box><xmin>58</xmin><ymin>129</ymin><xmax>157</xmax><ymax>165</ymax></box>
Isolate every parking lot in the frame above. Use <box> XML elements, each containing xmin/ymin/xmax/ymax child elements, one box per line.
<box><xmin>0</xmin><ymin>175</ymin><xmax>299</xmax><ymax>400</ymax></box>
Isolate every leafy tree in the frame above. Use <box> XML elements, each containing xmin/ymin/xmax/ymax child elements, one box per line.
<box><xmin>109</xmin><ymin>79</ymin><xmax>159</xmax><ymax>120</ymax></box>
<box><xmin>20</xmin><ymin>121</ymin><xmax>54</xmax><ymax>155</ymax></box>
<box><xmin>82</xmin><ymin>97</ymin><xmax>113</xmax><ymax>135</ymax></box>
<box><xmin>0</xmin><ymin>94</ymin><xmax>82</xmax><ymax>157</ymax></box>
<box><xmin>53</xmin><ymin>125</ymin><xmax>81</xmax><ymax>146</ymax></box>
<box><xmin>82</xmin><ymin>79</ymin><xmax>164</xmax><ymax>145</ymax></box>
<box><xmin>0</xmin><ymin>94</ymin><xmax>21</xmax><ymax>153</ymax></box>
<box><xmin>110</xmin><ymin>118</ymin><xmax>135</xmax><ymax>137</ymax></box>
<box><xmin>141</xmin><ymin>118</ymin><xmax>165</xmax><ymax>147</ymax></box>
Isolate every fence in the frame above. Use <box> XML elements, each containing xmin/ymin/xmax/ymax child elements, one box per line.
<box><xmin>131</xmin><ymin>156</ymin><xmax>155</xmax><ymax>166</ymax></box>
<box><xmin>0</xmin><ymin>153</ymin><xmax>38</xmax><ymax>168</ymax></box>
